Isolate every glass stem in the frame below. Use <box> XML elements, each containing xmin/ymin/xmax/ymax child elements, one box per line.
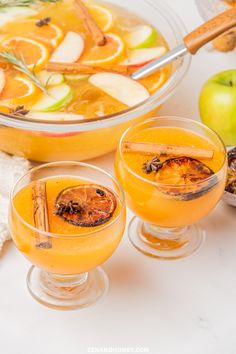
<box><xmin>144</xmin><ymin>223</ymin><xmax>188</xmax><ymax>241</ymax></box>
<box><xmin>40</xmin><ymin>271</ymin><xmax>89</xmax><ymax>299</ymax></box>
<box><xmin>141</xmin><ymin>223</ymin><xmax>190</xmax><ymax>250</ymax></box>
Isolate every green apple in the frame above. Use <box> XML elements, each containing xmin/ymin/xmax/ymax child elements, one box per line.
<box><xmin>124</xmin><ymin>25</ymin><xmax>157</xmax><ymax>49</ymax></box>
<box><xmin>32</xmin><ymin>84</ymin><xmax>73</xmax><ymax>112</ymax></box>
<box><xmin>199</xmin><ymin>70</ymin><xmax>236</xmax><ymax>145</ymax></box>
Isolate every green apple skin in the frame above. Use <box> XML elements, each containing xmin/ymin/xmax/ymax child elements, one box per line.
<box><xmin>199</xmin><ymin>70</ymin><xmax>236</xmax><ymax>146</ymax></box>
<box><xmin>134</xmin><ymin>29</ymin><xmax>157</xmax><ymax>49</ymax></box>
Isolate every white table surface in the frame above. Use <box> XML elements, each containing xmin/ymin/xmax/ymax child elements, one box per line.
<box><xmin>1</xmin><ymin>1</ymin><xmax>236</xmax><ymax>353</ymax></box>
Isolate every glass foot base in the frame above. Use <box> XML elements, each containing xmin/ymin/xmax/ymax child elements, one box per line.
<box><xmin>128</xmin><ymin>217</ymin><xmax>205</xmax><ymax>260</ymax></box>
<box><xmin>27</xmin><ymin>266</ymin><xmax>109</xmax><ymax>310</ymax></box>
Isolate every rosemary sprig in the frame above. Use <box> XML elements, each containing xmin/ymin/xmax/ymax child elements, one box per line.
<box><xmin>0</xmin><ymin>51</ymin><xmax>48</xmax><ymax>94</ymax></box>
<box><xmin>0</xmin><ymin>0</ymin><xmax>32</xmax><ymax>7</ymax></box>
<box><xmin>0</xmin><ymin>0</ymin><xmax>60</xmax><ymax>8</ymax></box>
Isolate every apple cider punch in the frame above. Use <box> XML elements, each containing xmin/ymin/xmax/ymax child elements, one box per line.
<box><xmin>9</xmin><ymin>162</ymin><xmax>126</xmax><ymax>310</ymax></box>
<box><xmin>0</xmin><ymin>0</ymin><xmax>170</xmax><ymax>118</ymax></box>
<box><xmin>115</xmin><ymin>117</ymin><xmax>227</xmax><ymax>260</ymax></box>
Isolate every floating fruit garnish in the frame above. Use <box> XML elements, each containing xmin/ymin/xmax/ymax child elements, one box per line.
<box><xmin>9</xmin><ymin>105</ymin><xmax>29</xmax><ymax>116</ymax></box>
<box><xmin>2</xmin><ymin>36</ymin><xmax>49</xmax><ymax>70</ymax></box>
<box><xmin>81</xmin><ymin>33</ymin><xmax>125</xmax><ymax>65</ymax></box>
<box><xmin>87</xmin><ymin>3</ymin><xmax>114</xmax><ymax>32</ymax></box>
<box><xmin>124</xmin><ymin>25</ymin><xmax>157</xmax><ymax>49</ymax></box>
<box><xmin>0</xmin><ymin>75</ymin><xmax>37</xmax><ymax>104</ymax></box>
<box><xmin>31</xmin><ymin>84</ymin><xmax>72</xmax><ymax>112</ymax></box>
<box><xmin>154</xmin><ymin>156</ymin><xmax>215</xmax><ymax>200</ymax></box>
<box><xmin>36</xmin><ymin>17</ymin><xmax>51</xmax><ymax>28</ymax></box>
<box><xmin>55</xmin><ymin>184</ymin><xmax>117</xmax><ymax>227</ymax></box>
<box><xmin>139</xmin><ymin>70</ymin><xmax>166</xmax><ymax>94</ymax></box>
<box><xmin>89</xmin><ymin>73</ymin><xmax>150</xmax><ymax>107</ymax></box>
<box><xmin>50</xmin><ymin>32</ymin><xmax>84</xmax><ymax>63</ymax></box>
<box><xmin>121</xmin><ymin>46</ymin><xmax>166</xmax><ymax>67</ymax></box>
<box><xmin>142</xmin><ymin>156</ymin><xmax>162</xmax><ymax>174</ymax></box>
<box><xmin>37</xmin><ymin>70</ymin><xmax>64</xmax><ymax>86</ymax></box>
<box><xmin>2</xmin><ymin>18</ymin><xmax>63</xmax><ymax>48</ymax></box>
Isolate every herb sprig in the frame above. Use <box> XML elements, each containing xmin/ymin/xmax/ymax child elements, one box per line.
<box><xmin>0</xmin><ymin>51</ymin><xmax>47</xmax><ymax>93</ymax></box>
<box><xmin>0</xmin><ymin>0</ymin><xmax>32</xmax><ymax>7</ymax></box>
<box><xmin>0</xmin><ymin>0</ymin><xmax>60</xmax><ymax>8</ymax></box>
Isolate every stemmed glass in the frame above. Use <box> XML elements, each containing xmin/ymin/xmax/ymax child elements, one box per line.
<box><xmin>115</xmin><ymin>117</ymin><xmax>227</xmax><ymax>260</ymax></box>
<box><xmin>9</xmin><ymin>162</ymin><xmax>126</xmax><ymax>310</ymax></box>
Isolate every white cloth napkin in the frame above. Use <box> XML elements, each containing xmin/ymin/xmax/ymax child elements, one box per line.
<box><xmin>0</xmin><ymin>152</ymin><xmax>30</xmax><ymax>253</ymax></box>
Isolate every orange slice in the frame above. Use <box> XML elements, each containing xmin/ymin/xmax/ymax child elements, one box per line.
<box><xmin>2</xmin><ymin>19</ymin><xmax>63</xmax><ymax>48</ymax></box>
<box><xmin>55</xmin><ymin>184</ymin><xmax>117</xmax><ymax>227</ymax></box>
<box><xmin>2</xmin><ymin>36</ymin><xmax>49</xmax><ymax>70</ymax></box>
<box><xmin>154</xmin><ymin>157</ymin><xmax>215</xmax><ymax>200</ymax></box>
<box><xmin>0</xmin><ymin>76</ymin><xmax>37</xmax><ymax>104</ymax></box>
<box><xmin>87</xmin><ymin>4</ymin><xmax>113</xmax><ymax>32</ymax></box>
<box><xmin>139</xmin><ymin>70</ymin><xmax>166</xmax><ymax>94</ymax></box>
<box><xmin>82</xmin><ymin>33</ymin><xmax>125</xmax><ymax>65</ymax></box>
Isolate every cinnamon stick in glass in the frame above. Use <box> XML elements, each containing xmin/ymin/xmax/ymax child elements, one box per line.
<box><xmin>32</xmin><ymin>181</ymin><xmax>52</xmax><ymax>249</ymax></box>
<box><xmin>123</xmin><ymin>142</ymin><xmax>214</xmax><ymax>159</ymax></box>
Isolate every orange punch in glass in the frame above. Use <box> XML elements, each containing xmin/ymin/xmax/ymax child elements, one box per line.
<box><xmin>9</xmin><ymin>162</ymin><xmax>126</xmax><ymax>310</ymax></box>
<box><xmin>115</xmin><ymin>116</ymin><xmax>227</xmax><ymax>260</ymax></box>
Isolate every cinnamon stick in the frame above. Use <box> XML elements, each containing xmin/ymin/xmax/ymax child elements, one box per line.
<box><xmin>32</xmin><ymin>181</ymin><xmax>52</xmax><ymax>249</ymax></box>
<box><xmin>46</xmin><ymin>61</ymin><xmax>132</xmax><ymax>76</ymax></box>
<box><xmin>74</xmin><ymin>0</ymin><xmax>106</xmax><ymax>46</ymax></box>
<box><xmin>123</xmin><ymin>142</ymin><xmax>214</xmax><ymax>159</ymax></box>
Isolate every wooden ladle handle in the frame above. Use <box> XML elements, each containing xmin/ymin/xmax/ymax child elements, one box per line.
<box><xmin>184</xmin><ymin>7</ymin><xmax>236</xmax><ymax>54</ymax></box>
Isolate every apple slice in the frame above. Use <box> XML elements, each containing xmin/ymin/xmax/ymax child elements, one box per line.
<box><xmin>0</xmin><ymin>68</ymin><xmax>6</xmax><ymax>95</ymax></box>
<box><xmin>50</xmin><ymin>32</ymin><xmax>84</xmax><ymax>63</ymax></box>
<box><xmin>31</xmin><ymin>84</ymin><xmax>73</xmax><ymax>112</ymax></box>
<box><xmin>89</xmin><ymin>73</ymin><xmax>150</xmax><ymax>107</ymax></box>
<box><xmin>124</xmin><ymin>25</ymin><xmax>157</xmax><ymax>49</ymax></box>
<box><xmin>27</xmin><ymin>111</ymin><xmax>84</xmax><ymax>121</ymax></box>
<box><xmin>121</xmin><ymin>46</ymin><xmax>166</xmax><ymax>67</ymax></box>
<box><xmin>65</xmin><ymin>74</ymin><xmax>89</xmax><ymax>81</ymax></box>
<box><xmin>38</xmin><ymin>70</ymin><xmax>64</xmax><ymax>86</ymax></box>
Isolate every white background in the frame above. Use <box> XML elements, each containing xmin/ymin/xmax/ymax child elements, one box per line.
<box><xmin>1</xmin><ymin>1</ymin><xmax>236</xmax><ymax>353</ymax></box>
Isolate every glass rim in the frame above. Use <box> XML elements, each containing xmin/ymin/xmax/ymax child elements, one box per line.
<box><xmin>118</xmin><ymin>115</ymin><xmax>227</xmax><ymax>188</ymax></box>
<box><xmin>10</xmin><ymin>161</ymin><xmax>125</xmax><ymax>238</ymax></box>
<box><xmin>0</xmin><ymin>0</ymin><xmax>191</xmax><ymax>133</ymax></box>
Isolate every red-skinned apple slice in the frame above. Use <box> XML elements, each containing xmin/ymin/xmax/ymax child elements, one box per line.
<box><xmin>121</xmin><ymin>46</ymin><xmax>166</xmax><ymax>67</ymax></box>
<box><xmin>50</xmin><ymin>32</ymin><xmax>84</xmax><ymax>63</ymax></box>
<box><xmin>27</xmin><ymin>111</ymin><xmax>84</xmax><ymax>137</ymax></box>
<box><xmin>89</xmin><ymin>73</ymin><xmax>150</xmax><ymax>107</ymax></box>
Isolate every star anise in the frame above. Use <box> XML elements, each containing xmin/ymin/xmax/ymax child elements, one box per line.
<box><xmin>142</xmin><ymin>157</ymin><xmax>163</xmax><ymax>174</ymax></box>
<box><xmin>36</xmin><ymin>17</ymin><xmax>51</xmax><ymax>27</ymax></box>
<box><xmin>56</xmin><ymin>200</ymin><xmax>83</xmax><ymax>216</ymax></box>
<box><xmin>9</xmin><ymin>105</ymin><xmax>29</xmax><ymax>116</ymax></box>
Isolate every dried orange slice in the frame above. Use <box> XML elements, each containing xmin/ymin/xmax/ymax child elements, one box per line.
<box><xmin>2</xmin><ymin>19</ymin><xmax>63</xmax><ymax>48</ymax></box>
<box><xmin>155</xmin><ymin>157</ymin><xmax>215</xmax><ymax>200</ymax></box>
<box><xmin>81</xmin><ymin>33</ymin><xmax>125</xmax><ymax>65</ymax></box>
<box><xmin>2</xmin><ymin>36</ymin><xmax>49</xmax><ymax>70</ymax></box>
<box><xmin>139</xmin><ymin>70</ymin><xmax>166</xmax><ymax>94</ymax></box>
<box><xmin>55</xmin><ymin>184</ymin><xmax>117</xmax><ymax>227</ymax></box>
<box><xmin>87</xmin><ymin>4</ymin><xmax>113</xmax><ymax>32</ymax></box>
<box><xmin>0</xmin><ymin>76</ymin><xmax>37</xmax><ymax>104</ymax></box>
